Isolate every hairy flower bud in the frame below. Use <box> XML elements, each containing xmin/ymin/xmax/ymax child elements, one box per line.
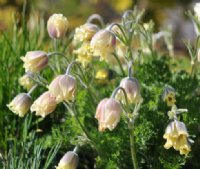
<box><xmin>90</xmin><ymin>29</ymin><xmax>116</xmax><ymax>61</ymax></box>
<box><xmin>117</xmin><ymin>77</ymin><xmax>141</xmax><ymax>104</ymax></box>
<box><xmin>31</xmin><ymin>91</ymin><xmax>57</xmax><ymax>118</ymax></box>
<box><xmin>7</xmin><ymin>93</ymin><xmax>32</xmax><ymax>117</ymax></box>
<box><xmin>163</xmin><ymin>120</ymin><xmax>191</xmax><ymax>155</ymax></box>
<box><xmin>74</xmin><ymin>23</ymin><xmax>99</xmax><ymax>43</ymax></box>
<box><xmin>19</xmin><ymin>74</ymin><xmax>35</xmax><ymax>91</ymax></box>
<box><xmin>21</xmin><ymin>51</ymin><xmax>48</xmax><ymax>73</ymax></box>
<box><xmin>56</xmin><ymin>151</ymin><xmax>79</xmax><ymax>169</ymax></box>
<box><xmin>95</xmin><ymin>98</ymin><xmax>122</xmax><ymax>132</ymax></box>
<box><xmin>49</xmin><ymin>75</ymin><xmax>76</xmax><ymax>103</ymax></box>
<box><xmin>47</xmin><ymin>13</ymin><xmax>69</xmax><ymax>39</ymax></box>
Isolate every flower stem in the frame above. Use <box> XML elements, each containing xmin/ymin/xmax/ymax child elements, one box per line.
<box><xmin>113</xmin><ymin>53</ymin><xmax>126</xmax><ymax>76</ymax></box>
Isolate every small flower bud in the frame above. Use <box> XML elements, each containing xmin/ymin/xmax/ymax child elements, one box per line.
<box><xmin>47</xmin><ymin>13</ymin><xmax>69</xmax><ymax>39</ymax></box>
<box><xmin>117</xmin><ymin>77</ymin><xmax>141</xmax><ymax>104</ymax></box>
<box><xmin>19</xmin><ymin>73</ymin><xmax>35</xmax><ymax>91</ymax></box>
<box><xmin>95</xmin><ymin>98</ymin><xmax>122</xmax><ymax>132</ymax></box>
<box><xmin>48</xmin><ymin>75</ymin><xmax>76</xmax><ymax>103</ymax></box>
<box><xmin>90</xmin><ymin>29</ymin><xmax>116</xmax><ymax>61</ymax></box>
<box><xmin>31</xmin><ymin>91</ymin><xmax>57</xmax><ymax>118</ymax></box>
<box><xmin>21</xmin><ymin>51</ymin><xmax>48</xmax><ymax>73</ymax></box>
<box><xmin>74</xmin><ymin>23</ymin><xmax>99</xmax><ymax>43</ymax></box>
<box><xmin>7</xmin><ymin>93</ymin><xmax>32</xmax><ymax>117</ymax></box>
<box><xmin>56</xmin><ymin>151</ymin><xmax>79</xmax><ymax>169</ymax></box>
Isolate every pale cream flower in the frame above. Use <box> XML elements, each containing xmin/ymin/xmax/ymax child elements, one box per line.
<box><xmin>19</xmin><ymin>74</ymin><xmax>35</xmax><ymax>91</ymax></box>
<box><xmin>31</xmin><ymin>91</ymin><xmax>57</xmax><ymax>118</ymax></box>
<box><xmin>47</xmin><ymin>13</ymin><xmax>69</xmax><ymax>39</ymax></box>
<box><xmin>7</xmin><ymin>93</ymin><xmax>32</xmax><ymax>117</ymax></box>
<box><xmin>48</xmin><ymin>75</ymin><xmax>76</xmax><ymax>103</ymax></box>
<box><xmin>194</xmin><ymin>3</ymin><xmax>200</xmax><ymax>21</ymax></box>
<box><xmin>95</xmin><ymin>98</ymin><xmax>122</xmax><ymax>132</ymax></box>
<box><xmin>56</xmin><ymin>151</ymin><xmax>79</xmax><ymax>169</ymax></box>
<box><xmin>90</xmin><ymin>29</ymin><xmax>116</xmax><ymax>61</ymax></box>
<box><xmin>21</xmin><ymin>51</ymin><xmax>48</xmax><ymax>73</ymax></box>
<box><xmin>74</xmin><ymin>23</ymin><xmax>99</xmax><ymax>43</ymax></box>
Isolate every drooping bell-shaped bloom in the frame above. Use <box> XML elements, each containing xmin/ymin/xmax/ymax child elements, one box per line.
<box><xmin>90</xmin><ymin>29</ymin><xmax>116</xmax><ymax>61</ymax></box>
<box><xmin>163</xmin><ymin>120</ymin><xmax>191</xmax><ymax>155</ymax></box>
<box><xmin>31</xmin><ymin>91</ymin><xmax>57</xmax><ymax>118</ymax></box>
<box><xmin>95</xmin><ymin>98</ymin><xmax>122</xmax><ymax>132</ymax></box>
<box><xmin>7</xmin><ymin>93</ymin><xmax>32</xmax><ymax>117</ymax></box>
<box><xmin>74</xmin><ymin>23</ymin><xmax>99</xmax><ymax>43</ymax></box>
<box><xmin>117</xmin><ymin>77</ymin><xmax>141</xmax><ymax>104</ymax></box>
<box><xmin>19</xmin><ymin>73</ymin><xmax>35</xmax><ymax>91</ymax></box>
<box><xmin>47</xmin><ymin>13</ymin><xmax>69</xmax><ymax>39</ymax></box>
<box><xmin>21</xmin><ymin>51</ymin><xmax>48</xmax><ymax>73</ymax></box>
<box><xmin>56</xmin><ymin>151</ymin><xmax>79</xmax><ymax>169</ymax></box>
<box><xmin>48</xmin><ymin>75</ymin><xmax>76</xmax><ymax>103</ymax></box>
<box><xmin>162</xmin><ymin>86</ymin><xmax>176</xmax><ymax>107</ymax></box>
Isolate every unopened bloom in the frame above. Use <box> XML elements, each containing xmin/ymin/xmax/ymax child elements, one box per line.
<box><xmin>74</xmin><ymin>23</ymin><xmax>99</xmax><ymax>43</ymax></box>
<box><xmin>74</xmin><ymin>42</ymin><xmax>93</xmax><ymax>67</ymax></box>
<box><xmin>194</xmin><ymin>3</ymin><xmax>200</xmax><ymax>21</ymax></box>
<box><xmin>48</xmin><ymin>75</ymin><xmax>76</xmax><ymax>103</ymax></box>
<box><xmin>90</xmin><ymin>29</ymin><xmax>116</xmax><ymax>61</ymax></box>
<box><xmin>19</xmin><ymin>74</ymin><xmax>35</xmax><ymax>90</ymax></box>
<box><xmin>163</xmin><ymin>120</ymin><xmax>191</xmax><ymax>155</ymax></box>
<box><xmin>7</xmin><ymin>93</ymin><xmax>32</xmax><ymax>117</ymax></box>
<box><xmin>21</xmin><ymin>51</ymin><xmax>48</xmax><ymax>73</ymax></box>
<box><xmin>56</xmin><ymin>151</ymin><xmax>79</xmax><ymax>169</ymax></box>
<box><xmin>95</xmin><ymin>98</ymin><xmax>122</xmax><ymax>132</ymax></box>
<box><xmin>117</xmin><ymin>77</ymin><xmax>141</xmax><ymax>104</ymax></box>
<box><xmin>47</xmin><ymin>13</ymin><xmax>69</xmax><ymax>39</ymax></box>
<box><xmin>31</xmin><ymin>91</ymin><xmax>57</xmax><ymax>118</ymax></box>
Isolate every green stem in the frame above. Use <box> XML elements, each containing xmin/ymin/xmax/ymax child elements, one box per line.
<box><xmin>53</xmin><ymin>39</ymin><xmax>61</xmax><ymax>73</ymax></box>
<box><xmin>113</xmin><ymin>53</ymin><xmax>126</xmax><ymax>76</ymax></box>
<box><xmin>129</xmin><ymin>128</ymin><xmax>139</xmax><ymax>169</ymax></box>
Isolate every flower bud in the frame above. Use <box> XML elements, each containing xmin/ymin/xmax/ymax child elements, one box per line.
<box><xmin>194</xmin><ymin>3</ymin><xmax>200</xmax><ymax>21</ymax></box>
<box><xmin>48</xmin><ymin>75</ymin><xmax>76</xmax><ymax>103</ymax></box>
<box><xmin>56</xmin><ymin>151</ymin><xmax>79</xmax><ymax>169</ymax></box>
<box><xmin>31</xmin><ymin>91</ymin><xmax>57</xmax><ymax>118</ymax></box>
<box><xmin>117</xmin><ymin>77</ymin><xmax>141</xmax><ymax>104</ymax></box>
<box><xmin>47</xmin><ymin>13</ymin><xmax>69</xmax><ymax>39</ymax></box>
<box><xmin>7</xmin><ymin>93</ymin><xmax>32</xmax><ymax>117</ymax></box>
<box><xmin>95</xmin><ymin>98</ymin><xmax>122</xmax><ymax>132</ymax></box>
<box><xmin>90</xmin><ymin>29</ymin><xmax>116</xmax><ymax>61</ymax></box>
<box><xmin>19</xmin><ymin>73</ymin><xmax>35</xmax><ymax>91</ymax></box>
<box><xmin>163</xmin><ymin>120</ymin><xmax>191</xmax><ymax>155</ymax></box>
<box><xmin>74</xmin><ymin>23</ymin><xmax>99</xmax><ymax>43</ymax></box>
<box><xmin>21</xmin><ymin>51</ymin><xmax>48</xmax><ymax>73</ymax></box>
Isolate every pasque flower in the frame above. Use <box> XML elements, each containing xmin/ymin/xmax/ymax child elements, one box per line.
<box><xmin>21</xmin><ymin>51</ymin><xmax>48</xmax><ymax>73</ymax></box>
<box><xmin>7</xmin><ymin>93</ymin><xmax>32</xmax><ymax>117</ymax></box>
<box><xmin>31</xmin><ymin>91</ymin><xmax>57</xmax><ymax>118</ymax></box>
<box><xmin>90</xmin><ymin>29</ymin><xmax>116</xmax><ymax>61</ymax></box>
<box><xmin>56</xmin><ymin>151</ymin><xmax>79</xmax><ymax>169</ymax></box>
<box><xmin>194</xmin><ymin>3</ymin><xmax>200</xmax><ymax>21</ymax></box>
<box><xmin>162</xmin><ymin>86</ymin><xmax>176</xmax><ymax>107</ymax></box>
<box><xmin>117</xmin><ymin>77</ymin><xmax>141</xmax><ymax>104</ymax></box>
<box><xmin>163</xmin><ymin>120</ymin><xmax>191</xmax><ymax>155</ymax></box>
<box><xmin>19</xmin><ymin>73</ymin><xmax>35</xmax><ymax>91</ymax></box>
<box><xmin>48</xmin><ymin>74</ymin><xmax>76</xmax><ymax>103</ymax></box>
<box><xmin>95</xmin><ymin>98</ymin><xmax>122</xmax><ymax>132</ymax></box>
<box><xmin>47</xmin><ymin>13</ymin><xmax>69</xmax><ymax>39</ymax></box>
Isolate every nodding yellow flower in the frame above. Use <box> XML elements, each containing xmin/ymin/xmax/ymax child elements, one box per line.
<box><xmin>164</xmin><ymin>92</ymin><xmax>176</xmax><ymax>107</ymax></box>
<box><xmin>73</xmin><ymin>42</ymin><xmax>93</xmax><ymax>67</ymax></box>
<box><xmin>73</xmin><ymin>23</ymin><xmax>99</xmax><ymax>43</ymax></box>
<box><xmin>90</xmin><ymin>29</ymin><xmax>116</xmax><ymax>61</ymax></box>
<box><xmin>163</xmin><ymin>120</ymin><xmax>191</xmax><ymax>155</ymax></box>
<box><xmin>7</xmin><ymin>93</ymin><xmax>32</xmax><ymax>117</ymax></box>
<box><xmin>56</xmin><ymin>151</ymin><xmax>79</xmax><ymax>169</ymax></box>
<box><xmin>47</xmin><ymin>13</ymin><xmax>69</xmax><ymax>39</ymax></box>
<box><xmin>19</xmin><ymin>74</ymin><xmax>35</xmax><ymax>91</ymax></box>
<box><xmin>95</xmin><ymin>98</ymin><xmax>122</xmax><ymax>132</ymax></box>
<box><xmin>95</xmin><ymin>69</ymin><xmax>109</xmax><ymax>80</ymax></box>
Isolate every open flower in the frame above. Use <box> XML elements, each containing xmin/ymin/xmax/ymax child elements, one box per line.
<box><xmin>163</xmin><ymin>120</ymin><xmax>191</xmax><ymax>155</ymax></box>
<box><xmin>74</xmin><ymin>23</ymin><xmax>99</xmax><ymax>43</ymax></box>
<box><xmin>31</xmin><ymin>91</ymin><xmax>57</xmax><ymax>118</ymax></box>
<box><xmin>162</xmin><ymin>86</ymin><xmax>176</xmax><ymax>107</ymax></box>
<box><xmin>117</xmin><ymin>77</ymin><xmax>141</xmax><ymax>104</ymax></box>
<box><xmin>7</xmin><ymin>93</ymin><xmax>32</xmax><ymax>117</ymax></box>
<box><xmin>21</xmin><ymin>51</ymin><xmax>48</xmax><ymax>73</ymax></box>
<box><xmin>48</xmin><ymin>74</ymin><xmax>76</xmax><ymax>103</ymax></box>
<box><xmin>56</xmin><ymin>151</ymin><xmax>79</xmax><ymax>169</ymax></box>
<box><xmin>19</xmin><ymin>73</ymin><xmax>35</xmax><ymax>91</ymax></box>
<box><xmin>90</xmin><ymin>29</ymin><xmax>116</xmax><ymax>61</ymax></box>
<box><xmin>95</xmin><ymin>98</ymin><xmax>122</xmax><ymax>132</ymax></box>
<box><xmin>47</xmin><ymin>13</ymin><xmax>69</xmax><ymax>39</ymax></box>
